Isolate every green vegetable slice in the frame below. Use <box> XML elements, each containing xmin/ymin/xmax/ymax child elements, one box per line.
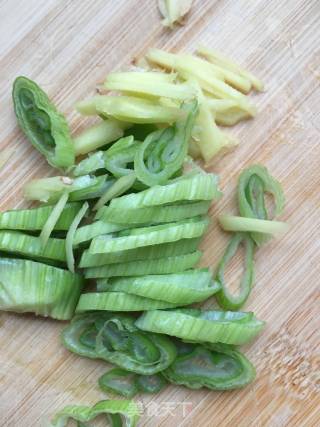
<box><xmin>12</xmin><ymin>76</ymin><xmax>75</xmax><ymax>168</ymax></box>
<box><xmin>0</xmin><ymin>202</ymin><xmax>81</xmax><ymax>231</ymax></box>
<box><xmin>95</xmin><ymin>316</ymin><xmax>177</xmax><ymax>374</ymax></box>
<box><xmin>163</xmin><ymin>342</ymin><xmax>255</xmax><ymax>390</ymax></box>
<box><xmin>94</xmin><ymin>173</ymin><xmax>136</xmax><ymax>211</ymax></box>
<box><xmin>238</xmin><ymin>164</ymin><xmax>286</xmax><ymax>245</ymax></box>
<box><xmin>134</xmin><ymin>100</ymin><xmax>198</xmax><ymax>186</ymax></box>
<box><xmin>85</xmin><ymin>251</ymin><xmax>202</xmax><ymax>278</ymax></box>
<box><xmin>104</xmin><ymin>136</ymin><xmax>140</xmax><ymax>178</ymax></box>
<box><xmin>50</xmin><ymin>399</ymin><xmax>140</xmax><ymax>427</ymax></box>
<box><xmin>73</xmin><ymin>221</ymin><xmax>129</xmax><ymax>247</ymax></box>
<box><xmin>99</xmin><ymin>368</ymin><xmax>139</xmax><ymax>398</ymax></box>
<box><xmin>219</xmin><ymin>215</ymin><xmax>289</xmax><ymax>238</ymax></box>
<box><xmin>108</xmin><ymin>172</ymin><xmax>221</xmax><ymax>210</ymax></box>
<box><xmin>76</xmin><ymin>292</ymin><xmax>179</xmax><ymax>312</ymax></box>
<box><xmin>61</xmin><ymin>312</ymin><xmax>177</xmax><ymax>374</ymax></box>
<box><xmin>135</xmin><ymin>373</ymin><xmax>167</xmax><ymax>394</ymax></box>
<box><xmin>96</xmin><ymin>200</ymin><xmax>211</xmax><ymax>224</ymax></box>
<box><xmin>135</xmin><ymin>309</ymin><xmax>265</xmax><ymax>345</ymax></box>
<box><xmin>73</xmin><ymin>119</ymin><xmax>127</xmax><ymax>156</ymax></box>
<box><xmin>80</xmin><ymin>237</ymin><xmax>201</xmax><ymax>267</ymax></box>
<box><xmin>98</xmin><ymin>368</ymin><xmax>166</xmax><ymax>397</ymax></box>
<box><xmin>0</xmin><ymin>230</ymin><xmax>66</xmax><ymax>263</ymax></box>
<box><xmin>106</xmin><ymin>269</ymin><xmax>220</xmax><ymax>304</ymax></box>
<box><xmin>24</xmin><ymin>174</ymin><xmax>114</xmax><ymax>203</ymax></box>
<box><xmin>89</xmin><ymin>217</ymin><xmax>209</xmax><ymax>254</ymax></box>
<box><xmin>66</xmin><ymin>202</ymin><xmax>89</xmax><ymax>273</ymax></box>
<box><xmin>72</xmin><ymin>150</ymin><xmax>106</xmax><ymax>176</ymax></box>
<box><xmin>0</xmin><ymin>258</ymin><xmax>83</xmax><ymax>319</ymax></box>
<box><xmin>40</xmin><ymin>192</ymin><xmax>69</xmax><ymax>248</ymax></box>
<box><xmin>215</xmin><ymin>233</ymin><xmax>255</xmax><ymax>310</ymax></box>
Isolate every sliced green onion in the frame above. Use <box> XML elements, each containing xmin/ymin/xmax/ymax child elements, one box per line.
<box><xmin>40</xmin><ymin>192</ymin><xmax>69</xmax><ymax>248</ymax></box>
<box><xmin>0</xmin><ymin>231</ymin><xmax>66</xmax><ymax>263</ymax></box>
<box><xmin>73</xmin><ymin>221</ymin><xmax>129</xmax><ymax>247</ymax></box>
<box><xmin>104</xmin><ymin>135</ymin><xmax>139</xmax><ymax>178</ymax></box>
<box><xmin>109</xmin><ymin>172</ymin><xmax>221</xmax><ymax>211</ymax></box>
<box><xmin>106</xmin><ymin>269</ymin><xmax>220</xmax><ymax>305</ymax></box>
<box><xmin>76</xmin><ymin>292</ymin><xmax>180</xmax><ymax>313</ymax></box>
<box><xmin>89</xmin><ymin>217</ymin><xmax>209</xmax><ymax>254</ymax></box>
<box><xmin>66</xmin><ymin>202</ymin><xmax>89</xmax><ymax>273</ymax></box>
<box><xmin>134</xmin><ymin>100</ymin><xmax>198</xmax><ymax>186</ymax></box>
<box><xmin>50</xmin><ymin>400</ymin><xmax>140</xmax><ymax>427</ymax></box>
<box><xmin>135</xmin><ymin>309</ymin><xmax>265</xmax><ymax>345</ymax></box>
<box><xmin>80</xmin><ymin>237</ymin><xmax>201</xmax><ymax>267</ymax></box>
<box><xmin>72</xmin><ymin>150</ymin><xmax>106</xmax><ymax>176</ymax></box>
<box><xmin>97</xmin><ymin>200</ymin><xmax>211</xmax><ymax>224</ymax></box>
<box><xmin>23</xmin><ymin>174</ymin><xmax>113</xmax><ymax>203</ymax></box>
<box><xmin>238</xmin><ymin>164</ymin><xmax>286</xmax><ymax>245</ymax></box>
<box><xmin>85</xmin><ymin>251</ymin><xmax>202</xmax><ymax>278</ymax></box>
<box><xmin>0</xmin><ymin>202</ymin><xmax>81</xmax><ymax>231</ymax></box>
<box><xmin>93</xmin><ymin>173</ymin><xmax>136</xmax><ymax>211</ymax></box>
<box><xmin>219</xmin><ymin>215</ymin><xmax>289</xmax><ymax>237</ymax></box>
<box><xmin>215</xmin><ymin>233</ymin><xmax>255</xmax><ymax>310</ymax></box>
<box><xmin>0</xmin><ymin>258</ymin><xmax>83</xmax><ymax>320</ymax></box>
<box><xmin>73</xmin><ymin>119</ymin><xmax>127</xmax><ymax>156</ymax></box>
<box><xmin>99</xmin><ymin>368</ymin><xmax>138</xmax><ymax>398</ymax></box>
<box><xmin>163</xmin><ymin>342</ymin><xmax>256</xmax><ymax>390</ymax></box>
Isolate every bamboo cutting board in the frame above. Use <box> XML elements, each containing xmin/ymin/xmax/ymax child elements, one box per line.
<box><xmin>0</xmin><ymin>1</ymin><xmax>319</xmax><ymax>426</ymax></box>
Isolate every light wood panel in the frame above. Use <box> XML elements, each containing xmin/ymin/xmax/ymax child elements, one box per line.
<box><xmin>0</xmin><ymin>1</ymin><xmax>319</xmax><ymax>426</ymax></box>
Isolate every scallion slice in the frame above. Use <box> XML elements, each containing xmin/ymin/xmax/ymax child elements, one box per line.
<box><xmin>66</xmin><ymin>202</ymin><xmax>89</xmax><ymax>273</ymax></box>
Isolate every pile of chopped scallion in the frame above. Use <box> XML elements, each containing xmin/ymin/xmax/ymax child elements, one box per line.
<box><xmin>1</xmin><ymin>46</ymin><xmax>288</xmax><ymax>426</ymax></box>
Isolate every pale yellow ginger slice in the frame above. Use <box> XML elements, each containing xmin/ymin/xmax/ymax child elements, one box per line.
<box><xmin>146</xmin><ymin>48</ymin><xmax>256</xmax><ymax>116</ymax></box>
<box><xmin>197</xmin><ymin>45</ymin><xmax>264</xmax><ymax>92</ymax></box>
<box><xmin>190</xmin><ymin>81</ymin><xmax>238</xmax><ymax>162</ymax></box>
<box><xmin>206</xmin><ymin>99</ymin><xmax>251</xmax><ymax>126</ymax></box>
<box><xmin>158</xmin><ymin>0</ymin><xmax>193</xmax><ymax>28</ymax></box>
<box><xmin>104</xmin><ymin>71</ymin><xmax>197</xmax><ymax>101</ymax></box>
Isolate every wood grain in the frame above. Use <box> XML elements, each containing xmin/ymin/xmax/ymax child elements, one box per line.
<box><xmin>0</xmin><ymin>0</ymin><xmax>319</xmax><ymax>426</ymax></box>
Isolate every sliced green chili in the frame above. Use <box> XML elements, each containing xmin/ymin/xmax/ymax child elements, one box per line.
<box><xmin>163</xmin><ymin>342</ymin><xmax>256</xmax><ymax>390</ymax></box>
<box><xmin>61</xmin><ymin>312</ymin><xmax>177</xmax><ymax>374</ymax></box>
<box><xmin>215</xmin><ymin>232</ymin><xmax>255</xmax><ymax>310</ymax></box>
<box><xmin>135</xmin><ymin>309</ymin><xmax>265</xmax><ymax>345</ymax></box>
<box><xmin>50</xmin><ymin>399</ymin><xmax>140</xmax><ymax>427</ymax></box>
<box><xmin>135</xmin><ymin>373</ymin><xmax>167</xmax><ymax>394</ymax></box>
<box><xmin>12</xmin><ymin>76</ymin><xmax>74</xmax><ymax>168</ymax></box>
<box><xmin>99</xmin><ymin>368</ymin><xmax>139</xmax><ymax>398</ymax></box>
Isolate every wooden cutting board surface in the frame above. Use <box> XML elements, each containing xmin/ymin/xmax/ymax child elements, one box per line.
<box><xmin>0</xmin><ymin>1</ymin><xmax>319</xmax><ymax>426</ymax></box>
